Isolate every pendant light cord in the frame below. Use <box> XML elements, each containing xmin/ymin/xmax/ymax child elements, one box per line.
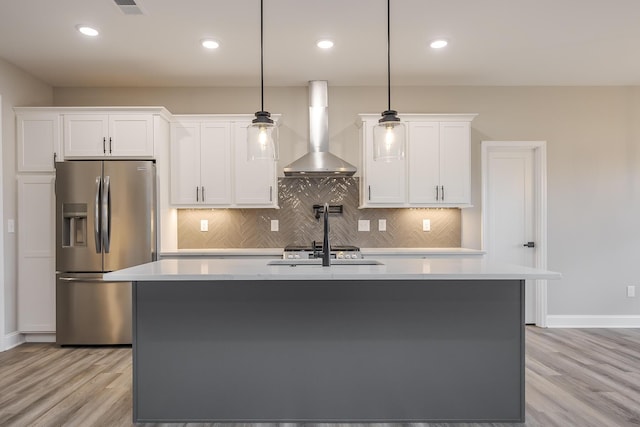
<box><xmin>386</xmin><ymin>0</ymin><xmax>391</xmax><ymax>111</ymax></box>
<box><xmin>260</xmin><ymin>0</ymin><xmax>265</xmax><ymax>112</ymax></box>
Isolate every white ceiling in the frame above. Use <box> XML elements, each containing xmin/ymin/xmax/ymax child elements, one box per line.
<box><xmin>1</xmin><ymin>0</ymin><xmax>640</xmax><ymax>87</ymax></box>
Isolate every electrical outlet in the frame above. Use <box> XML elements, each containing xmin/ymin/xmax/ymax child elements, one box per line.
<box><xmin>271</xmin><ymin>220</ymin><xmax>279</xmax><ymax>232</ymax></box>
<box><xmin>200</xmin><ymin>219</ymin><xmax>208</xmax><ymax>232</ymax></box>
<box><xmin>627</xmin><ymin>285</ymin><xmax>636</xmax><ymax>298</ymax></box>
<box><xmin>422</xmin><ymin>219</ymin><xmax>431</xmax><ymax>232</ymax></box>
<box><xmin>358</xmin><ymin>220</ymin><xmax>370</xmax><ymax>232</ymax></box>
<box><xmin>378</xmin><ymin>219</ymin><xmax>387</xmax><ymax>232</ymax></box>
<box><xmin>7</xmin><ymin>219</ymin><xmax>15</xmax><ymax>233</ymax></box>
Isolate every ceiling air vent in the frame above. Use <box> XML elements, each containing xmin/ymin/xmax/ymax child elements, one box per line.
<box><xmin>113</xmin><ymin>0</ymin><xmax>145</xmax><ymax>15</ymax></box>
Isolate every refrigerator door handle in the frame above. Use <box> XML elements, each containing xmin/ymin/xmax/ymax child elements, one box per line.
<box><xmin>94</xmin><ymin>176</ymin><xmax>102</xmax><ymax>253</ymax></box>
<box><xmin>59</xmin><ymin>276</ymin><xmax>106</xmax><ymax>283</ymax></box>
<box><xmin>102</xmin><ymin>176</ymin><xmax>111</xmax><ymax>253</ymax></box>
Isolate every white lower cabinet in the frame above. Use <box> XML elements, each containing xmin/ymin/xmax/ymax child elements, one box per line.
<box><xmin>359</xmin><ymin>114</ymin><xmax>476</xmax><ymax>208</ymax></box>
<box><xmin>170</xmin><ymin>116</ymin><xmax>278</xmax><ymax>208</ymax></box>
<box><xmin>17</xmin><ymin>175</ymin><xmax>56</xmax><ymax>333</ymax></box>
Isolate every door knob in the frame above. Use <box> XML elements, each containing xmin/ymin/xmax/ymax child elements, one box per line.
<box><xmin>523</xmin><ymin>241</ymin><xmax>535</xmax><ymax>248</ymax></box>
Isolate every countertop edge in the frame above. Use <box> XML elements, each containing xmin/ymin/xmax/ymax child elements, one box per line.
<box><xmin>160</xmin><ymin>247</ymin><xmax>486</xmax><ymax>257</ymax></box>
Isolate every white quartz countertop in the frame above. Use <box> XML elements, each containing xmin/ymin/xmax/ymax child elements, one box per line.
<box><xmin>105</xmin><ymin>257</ymin><xmax>560</xmax><ymax>281</ymax></box>
<box><xmin>159</xmin><ymin>247</ymin><xmax>485</xmax><ymax>257</ymax></box>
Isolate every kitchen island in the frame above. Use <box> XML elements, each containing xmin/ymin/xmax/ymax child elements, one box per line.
<box><xmin>105</xmin><ymin>257</ymin><xmax>560</xmax><ymax>424</ymax></box>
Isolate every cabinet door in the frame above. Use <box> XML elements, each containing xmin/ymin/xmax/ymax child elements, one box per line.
<box><xmin>408</xmin><ymin>122</ymin><xmax>440</xmax><ymax>204</ymax></box>
<box><xmin>439</xmin><ymin>122</ymin><xmax>471</xmax><ymax>204</ymax></box>
<box><xmin>64</xmin><ymin>114</ymin><xmax>109</xmax><ymax>157</ymax></box>
<box><xmin>170</xmin><ymin>123</ymin><xmax>201</xmax><ymax>205</ymax></box>
<box><xmin>233</xmin><ymin>123</ymin><xmax>277</xmax><ymax>206</ymax></box>
<box><xmin>200</xmin><ymin>122</ymin><xmax>232</xmax><ymax>205</ymax></box>
<box><xmin>362</xmin><ymin>120</ymin><xmax>406</xmax><ymax>205</ymax></box>
<box><xmin>108</xmin><ymin>114</ymin><xmax>154</xmax><ymax>157</ymax></box>
<box><xmin>17</xmin><ymin>113</ymin><xmax>61</xmax><ymax>172</ymax></box>
<box><xmin>18</xmin><ymin>175</ymin><xmax>56</xmax><ymax>332</ymax></box>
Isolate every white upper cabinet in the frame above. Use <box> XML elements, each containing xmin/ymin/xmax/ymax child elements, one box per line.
<box><xmin>408</xmin><ymin>121</ymin><xmax>471</xmax><ymax>205</ymax></box>
<box><xmin>169</xmin><ymin>115</ymin><xmax>277</xmax><ymax>208</ymax></box>
<box><xmin>200</xmin><ymin>122</ymin><xmax>232</xmax><ymax>205</ymax></box>
<box><xmin>233</xmin><ymin>122</ymin><xmax>277</xmax><ymax>207</ymax></box>
<box><xmin>170</xmin><ymin>121</ymin><xmax>232</xmax><ymax>206</ymax></box>
<box><xmin>437</xmin><ymin>122</ymin><xmax>472</xmax><ymax>204</ymax></box>
<box><xmin>64</xmin><ymin>113</ymin><xmax>154</xmax><ymax>158</ymax></box>
<box><xmin>360</xmin><ymin>120</ymin><xmax>406</xmax><ymax>205</ymax></box>
<box><xmin>359</xmin><ymin>114</ymin><xmax>476</xmax><ymax>208</ymax></box>
<box><xmin>16</xmin><ymin>111</ymin><xmax>62</xmax><ymax>172</ymax></box>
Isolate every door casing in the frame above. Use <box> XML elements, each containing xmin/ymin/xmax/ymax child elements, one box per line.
<box><xmin>481</xmin><ymin>141</ymin><xmax>548</xmax><ymax>327</ymax></box>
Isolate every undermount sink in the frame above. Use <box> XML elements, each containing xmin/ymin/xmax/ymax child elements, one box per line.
<box><xmin>268</xmin><ymin>259</ymin><xmax>384</xmax><ymax>266</ymax></box>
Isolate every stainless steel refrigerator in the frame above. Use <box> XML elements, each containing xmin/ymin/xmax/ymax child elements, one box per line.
<box><xmin>55</xmin><ymin>160</ymin><xmax>156</xmax><ymax>345</ymax></box>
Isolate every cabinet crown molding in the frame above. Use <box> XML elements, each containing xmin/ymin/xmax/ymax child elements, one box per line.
<box><xmin>14</xmin><ymin>106</ymin><xmax>172</xmax><ymax>121</ymax></box>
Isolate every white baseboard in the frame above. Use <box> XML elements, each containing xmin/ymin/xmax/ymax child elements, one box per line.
<box><xmin>24</xmin><ymin>333</ymin><xmax>56</xmax><ymax>343</ymax></box>
<box><xmin>2</xmin><ymin>331</ymin><xmax>25</xmax><ymax>351</ymax></box>
<box><xmin>546</xmin><ymin>315</ymin><xmax>640</xmax><ymax>328</ymax></box>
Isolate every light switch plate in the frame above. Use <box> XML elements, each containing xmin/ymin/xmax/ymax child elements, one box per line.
<box><xmin>422</xmin><ymin>219</ymin><xmax>431</xmax><ymax>232</ymax></box>
<box><xmin>628</xmin><ymin>285</ymin><xmax>636</xmax><ymax>298</ymax></box>
<box><xmin>271</xmin><ymin>220</ymin><xmax>279</xmax><ymax>232</ymax></box>
<box><xmin>7</xmin><ymin>219</ymin><xmax>15</xmax><ymax>233</ymax></box>
<box><xmin>378</xmin><ymin>219</ymin><xmax>387</xmax><ymax>232</ymax></box>
<box><xmin>200</xmin><ymin>219</ymin><xmax>208</xmax><ymax>232</ymax></box>
<box><xmin>358</xmin><ymin>219</ymin><xmax>370</xmax><ymax>232</ymax></box>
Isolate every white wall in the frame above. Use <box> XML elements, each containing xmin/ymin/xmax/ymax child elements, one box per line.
<box><xmin>0</xmin><ymin>57</ymin><xmax>52</xmax><ymax>348</ymax></box>
<box><xmin>53</xmin><ymin>85</ymin><xmax>640</xmax><ymax>319</ymax></box>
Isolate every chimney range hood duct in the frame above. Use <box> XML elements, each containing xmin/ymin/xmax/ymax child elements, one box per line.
<box><xmin>283</xmin><ymin>81</ymin><xmax>357</xmax><ymax>177</ymax></box>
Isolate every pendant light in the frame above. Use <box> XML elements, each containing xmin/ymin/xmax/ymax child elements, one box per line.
<box><xmin>247</xmin><ymin>0</ymin><xmax>278</xmax><ymax>161</ymax></box>
<box><xmin>373</xmin><ymin>0</ymin><xmax>405</xmax><ymax>162</ymax></box>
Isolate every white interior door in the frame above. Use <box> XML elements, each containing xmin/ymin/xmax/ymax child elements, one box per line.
<box><xmin>485</xmin><ymin>147</ymin><xmax>536</xmax><ymax>323</ymax></box>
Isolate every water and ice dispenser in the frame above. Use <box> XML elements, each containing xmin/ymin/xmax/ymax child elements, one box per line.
<box><xmin>62</xmin><ymin>203</ymin><xmax>88</xmax><ymax>247</ymax></box>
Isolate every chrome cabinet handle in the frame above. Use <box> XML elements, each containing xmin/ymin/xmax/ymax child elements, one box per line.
<box><xmin>269</xmin><ymin>185</ymin><xmax>273</xmax><ymax>202</ymax></box>
<box><xmin>202</xmin><ymin>186</ymin><xmax>205</xmax><ymax>202</ymax></box>
<box><xmin>441</xmin><ymin>185</ymin><xmax>445</xmax><ymax>201</ymax></box>
<box><xmin>102</xmin><ymin>137</ymin><xmax>106</xmax><ymax>154</ymax></box>
<box><xmin>102</xmin><ymin>176</ymin><xmax>111</xmax><ymax>253</ymax></box>
<box><xmin>109</xmin><ymin>137</ymin><xmax>112</xmax><ymax>154</ymax></box>
<box><xmin>436</xmin><ymin>185</ymin><xmax>439</xmax><ymax>201</ymax></box>
<box><xmin>196</xmin><ymin>186</ymin><xmax>199</xmax><ymax>202</ymax></box>
<box><xmin>368</xmin><ymin>185</ymin><xmax>372</xmax><ymax>201</ymax></box>
<box><xmin>94</xmin><ymin>176</ymin><xmax>102</xmax><ymax>253</ymax></box>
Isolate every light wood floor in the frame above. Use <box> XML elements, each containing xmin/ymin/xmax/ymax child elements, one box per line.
<box><xmin>1</xmin><ymin>327</ymin><xmax>639</xmax><ymax>427</ymax></box>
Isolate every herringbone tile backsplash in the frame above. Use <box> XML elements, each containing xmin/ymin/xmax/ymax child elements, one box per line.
<box><xmin>177</xmin><ymin>177</ymin><xmax>461</xmax><ymax>248</ymax></box>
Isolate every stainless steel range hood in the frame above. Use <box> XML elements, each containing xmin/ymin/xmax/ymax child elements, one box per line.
<box><xmin>283</xmin><ymin>81</ymin><xmax>357</xmax><ymax>177</ymax></box>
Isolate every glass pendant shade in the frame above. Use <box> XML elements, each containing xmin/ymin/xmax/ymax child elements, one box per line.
<box><xmin>247</xmin><ymin>111</ymin><xmax>278</xmax><ymax>160</ymax></box>
<box><xmin>373</xmin><ymin>110</ymin><xmax>406</xmax><ymax>162</ymax></box>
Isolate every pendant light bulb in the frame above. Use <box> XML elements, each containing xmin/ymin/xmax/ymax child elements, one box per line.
<box><xmin>259</xmin><ymin>126</ymin><xmax>268</xmax><ymax>146</ymax></box>
<box><xmin>373</xmin><ymin>0</ymin><xmax>405</xmax><ymax>162</ymax></box>
<box><xmin>248</xmin><ymin>0</ymin><xmax>278</xmax><ymax>161</ymax></box>
<box><xmin>385</xmin><ymin>125</ymin><xmax>395</xmax><ymax>149</ymax></box>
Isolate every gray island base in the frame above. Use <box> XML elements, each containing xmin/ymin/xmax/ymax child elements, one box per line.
<box><xmin>133</xmin><ymin>279</ymin><xmax>524</xmax><ymax>423</ymax></box>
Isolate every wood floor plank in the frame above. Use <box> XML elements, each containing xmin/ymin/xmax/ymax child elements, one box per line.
<box><xmin>0</xmin><ymin>327</ymin><xmax>639</xmax><ymax>426</ymax></box>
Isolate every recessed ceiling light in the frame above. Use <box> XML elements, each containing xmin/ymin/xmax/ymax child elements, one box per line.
<box><xmin>317</xmin><ymin>40</ymin><xmax>334</xmax><ymax>49</ymax></box>
<box><xmin>430</xmin><ymin>39</ymin><xmax>448</xmax><ymax>49</ymax></box>
<box><xmin>76</xmin><ymin>25</ymin><xmax>99</xmax><ymax>37</ymax></box>
<box><xmin>201</xmin><ymin>39</ymin><xmax>220</xmax><ymax>49</ymax></box>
